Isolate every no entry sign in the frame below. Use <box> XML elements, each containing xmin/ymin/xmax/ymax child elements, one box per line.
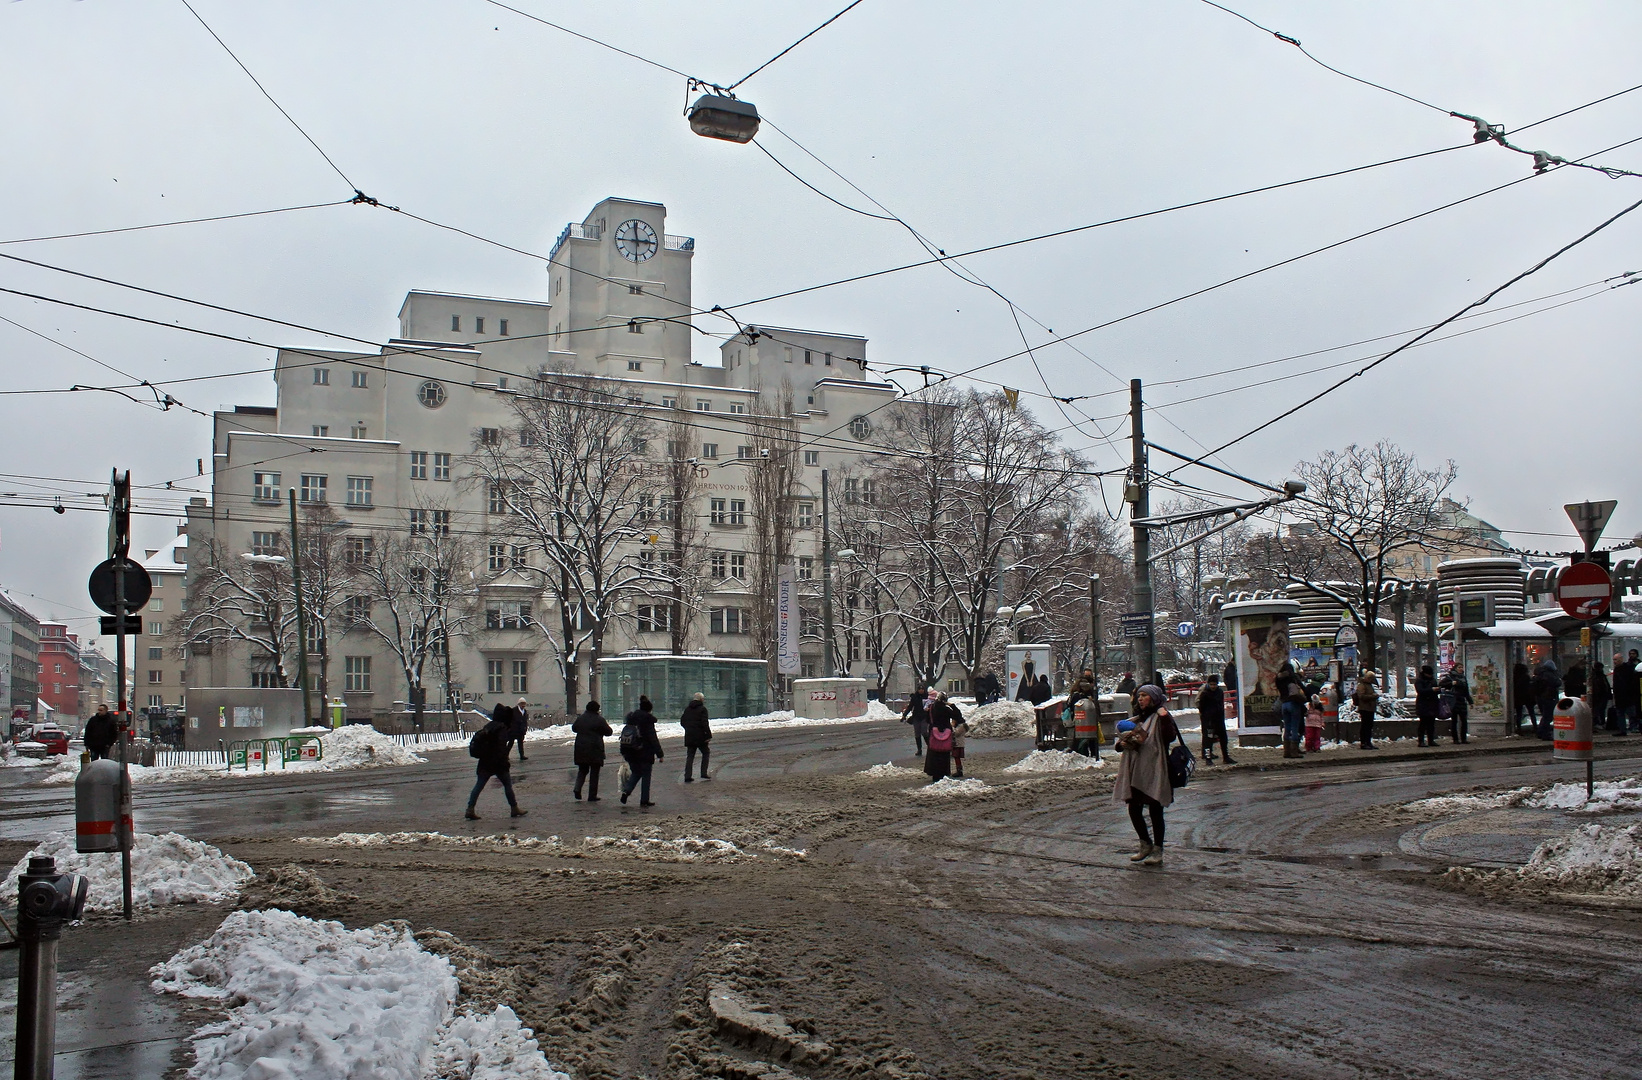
<box><xmin>1558</xmin><ymin>561</ymin><xmax>1613</xmax><ymax>620</ymax></box>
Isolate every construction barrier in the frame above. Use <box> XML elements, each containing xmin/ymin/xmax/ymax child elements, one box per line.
<box><xmin>227</xmin><ymin>735</ymin><xmax>325</xmax><ymax>772</ymax></box>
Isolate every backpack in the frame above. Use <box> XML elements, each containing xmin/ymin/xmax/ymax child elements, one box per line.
<box><xmin>468</xmin><ymin>723</ymin><xmax>501</xmax><ymax>759</ymax></box>
<box><xmin>927</xmin><ymin>725</ymin><xmax>954</xmax><ymax>753</ymax></box>
<box><xmin>619</xmin><ymin>722</ymin><xmax>639</xmax><ymax>749</ymax></box>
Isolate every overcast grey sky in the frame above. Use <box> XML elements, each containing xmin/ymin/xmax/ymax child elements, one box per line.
<box><xmin>2</xmin><ymin>0</ymin><xmax>1639</xmax><ymax>637</ymax></box>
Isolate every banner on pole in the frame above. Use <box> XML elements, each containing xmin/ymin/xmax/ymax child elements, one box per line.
<box><xmin>776</xmin><ymin>564</ymin><xmax>801</xmax><ymax>674</ymax></box>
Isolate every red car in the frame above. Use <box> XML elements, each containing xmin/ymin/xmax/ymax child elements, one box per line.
<box><xmin>25</xmin><ymin>726</ymin><xmax>71</xmax><ymax>755</ymax></box>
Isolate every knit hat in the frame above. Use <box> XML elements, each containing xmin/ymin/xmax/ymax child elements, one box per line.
<box><xmin>1137</xmin><ymin>683</ymin><xmax>1166</xmax><ymax>704</ymax></box>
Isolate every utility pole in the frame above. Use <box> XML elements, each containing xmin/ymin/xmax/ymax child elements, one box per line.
<box><xmin>821</xmin><ymin>468</ymin><xmax>836</xmax><ymax>677</ymax></box>
<box><xmin>287</xmin><ymin>489</ymin><xmax>313</xmax><ymax>726</ymax></box>
<box><xmin>1128</xmin><ymin>379</ymin><xmax>1155</xmax><ymax>681</ymax></box>
<box><xmin>108</xmin><ymin>469</ymin><xmax>134</xmax><ymax>922</ymax></box>
<box><xmin>1088</xmin><ymin>573</ymin><xmax>1102</xmax><ymax>679</ymax></box>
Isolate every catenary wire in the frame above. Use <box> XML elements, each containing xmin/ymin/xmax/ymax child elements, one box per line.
<box><xmin>0</xmin><ymin>200</ymin><xmax>353</xmax><ymax>247</ymax></box>
<box><xmin>727</xmin><ymin>0</ymin><xmax>866</xmax><ymax>91</ymax></box>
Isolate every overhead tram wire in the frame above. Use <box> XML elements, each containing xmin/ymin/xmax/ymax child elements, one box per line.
<box><xmin>1159</xmin><ymin>191</ymin><xmax>1642</xmax><ymax>478</ymax></box>
<box><xmin>481</xmin><ymin>0</ymin><xmax>695</xmax><ymax>80</ymax></box>
<box><xmin>725</xmin><ymin>0</ymin><xmax>867</xmax><ymax>91</ymax></box>
<box><xmin>0</xmin><ymin>200</ymin><xmax>354</xmax><ymax>247</ymax></box>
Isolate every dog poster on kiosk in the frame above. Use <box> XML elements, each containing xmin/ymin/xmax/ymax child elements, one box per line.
<box><xmin>1234</xmin><ymin>613</ymin><xmax>1291</xmax><ymax>736</ymax></box>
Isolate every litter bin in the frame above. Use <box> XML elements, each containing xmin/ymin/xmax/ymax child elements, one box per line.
<box><xmin>1552</xmin><ymin>697</ymin><xmax>1593</xmax><ymax>761</ymax></box>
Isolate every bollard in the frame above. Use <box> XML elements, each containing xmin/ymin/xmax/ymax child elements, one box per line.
<box><xmin>14</xmin><ymin>855</ymin><xmax>89</xmax><ymax>1080</ymax></box>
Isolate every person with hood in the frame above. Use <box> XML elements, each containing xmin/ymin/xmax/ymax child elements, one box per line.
<box><xmin>1512</xmin><ymin>661</ymin><xmax>1534</xmax><ymax>734</ymax></box>
<box><xmin>1413</xmin><ymin>665</ymin><xmax>1440</xmax><ymax>747</ymax></box>
<box><xmin>1532</xmin><ymin>661</ymin><xmax>1562</xmax><ymax>740</ymax></box>
<box><xmin>1439</xmin><ymin>668</ymin><xmax>1473</xmax><ymax>744</ymax></box>
<box><xmin>681</xmin><ymin>692</ymin><xmax>713</xmax><ymax>781</ymax></box>
<box><xmin>1352</xmin><ymin>672</ymin><xmax>1380</xmax><ymax>750</ymax></box>
<box><xmin>83</xmin><ymin>707</ymin><xmax>118</xmax><ymax>761</ymax></box>
<box><xmin>509</xmin><ymin>697</ymin><xmax>531</xmax><ymax>761</ymax></box>
<box><xmin>923</xmin><ymin>692</ymin><xmax>958</xmax><ymax>782</ymax></box>
<box><xmin>902</xmin><ymin>684</ymin><xmax>930</xmax><ymax>756</ymax></box>
<box><xmin>1589</xmin><ymin>661</ymin><xmax>1612</xmax><ymax>733</ymax></box>
<box><xmin>1197</xmin><ymin>673</ymin><xmax>1233</xmax><ymax>765</ymax></box>
<box><xmin>571</xmin><ymin>700</ymin><xmax>612</xmax><ymax>801</ymax></box>
<box><xmin>619</xmin><ymin>695</ymin><xmax>664</xmax><ymax>807</ymax></box>
<box><xmin>465</xmin><ymin>709</ymin><xmax>525</xmax><ymax>821</ymax></box>
<box><xmin>1613</xmin><ymin>649</ymin><xmax>1641</xmax><ymax>735</ymax></box>
<box><xmin>1114</xmin><ymin>685</ymin><xmax>1177</xmax><ymax>867</ymax></box>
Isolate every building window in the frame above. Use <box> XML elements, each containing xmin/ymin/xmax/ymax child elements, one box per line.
<box><xmin>351</xmin><ymin>370</ymin><xmax>368</xmax><ymax>388</ymax></box>
<box><xmin>728</xmin><ymin>499</ymin><xmax>746</xmax><ymax>526</ymax></box>
<box><xmin>737</xmin><ymin>445</ymin><xmax>754</xmax><ymax>460</ymax></box>
<box><xmin>729</xmin><ymin>402</ymin><xmax>746</xmax><ymax>414</ymax></box>
<box><xmin>346</xmin><ymin>476</ymin><xmax>373</xmax><ymax>507</ymax></box>
<box><xmin>486</xmin><ymin>658</ymin><xmax>504</xmax><ymax>694</ymax></box>
<box><xmin>248</xmin><ymin>672</ymin><xmax>279</xmax><ymax>689</ymax></box>
<box><xmin>252</xmin><ymin>472</ymin><xmax>280</xmax><ymax>502</ymax></box>
<box><xmin>499</xmin><ymin>319</ymin><xmax>509</xmax><ymax>336</ymax></box>
<box><xmin>710</xmin><ymin>498</ymin><xmax>728</xmax><ymax>525</ymax></box>
<box><xmin>344</xmin><ymin>656</ymin><xmax>371</xmax><ymax>692</ymax></box>
<box><xmin>636</xmin><ymin>605</ymin><xmax>672</xmax><ymax>633</ymax></box>
<box><xmin>409</xmin><ymin>509</ymin><xmax>428</xmax><ymax>535</ymax></box>
<box><xmin>657</xmin><ymin>495</ymin><xmax>674</xmax><ymax>522</ymax></box>
<box><xmin>345</xmin><ymin>595</ymin><xmax>370</xmax><ymax>623</ymax></box>
<box><xmin>480</xmin><ymin>428</ymin><xmax>501</xmax><ymax>446</ymax></box>
<box><xmin>344</xmin><ymin>536</ymin><xmax>374</xmax><ymax>565</ymax></box>
<box><xmin>351</xmin><ymin>424</ymin><xmax>368</xmax><ymax>440</ymax></box>
<box><xmin>485</xmin><ymin>601</ymin><xmax>532</xmax><ymax>630</ymax></box>
<box><xmin>701</xmin><ymin>443</ymin><xmax>719</xmax><ymax>460</ymax></box>
<box><xmin>511</xmin><ymin>660</ymin><xmax>528</xmax><ymax>694</ymax></box>
<box><xmin>628</xmin><ymin>322</ymin><xmax>643</xmax><ymax>336</ymax></box>
<box><xmin>825</xmin><ymin>352</ymin><xmax>833</xmax><ymax>366</ymax></box>
<box><xmin>696</xmin><ymin>399</ymin><xmax>711</xmax><ymax>412</ymax></box>
<box><xmin>147</xmin><ymin>694</ymin><xmax>164</xmax><ymax>709</ymax></box>
<box><xmin>475</xmin><ymin>316</ymin><xmax>485</xmax><ymax>334</ymax></box>
<box><xmin>313</xmin><ymin>368</ymin><xmax>330</xmax><ymax>385</ymax></box>
<box><xmin>861</xmin><ymin>479</ymin><xmax>876</xmax><ymax>505</ymax></box>
<box><xmin>251</xmin><ymin>531</ymin><xmax>280</xmax><ymax>556</ymax></box>
<box><xmin>146</xmin><ymin>669</ymin><xmax>161</xmax><ymax>684</ymax></box>
<box><xmin>661</xmin><ymin>396</ymin><xmax>677</xmax><ymax>409</ymax></box>
<box><xmin>149</xmin><ymin>599</ymin><xmax>163</xmax><ymax>612</ymax></box>
<box><xmin>431</xmin><ymin>510</ymin><xmax>450</xmax><ymax>536</ymax></box>
<box><xmin>729</xmin><ymin>552</ymin><xmax>746</xmax><ymax>579</ymax></box>
<box><xmin>798</xmin><ymin>556</ymin><xmax>814</xmax><ymax>580</ymax></box>
<box><xmin>489</xmin><ymin>483</ymin><xmax>510</xmax><ymax>514</ymax></box>
<box><xmin>844</xmin><ymin>478</ymin><xmax>860</xmax><ymax>504</ymax></box>
<box><xmin>797</xmin><ymin>502</ymin><xmax>814</xmax><ymax>528</ymax></box>
<box><xmin>709</xmin><ymin>608</ymin><xmax>748</xmax><ymax>634</ymax></box>
<box><xmin>804</xmin><ymin>451</ymin><xmax>820</xmax><ymax>467</ymax></box>
<box><xmin>800</xmin><ymin>607</ymin><xmax>820</xmax><ymax>636</ymax></box>
<box><xmin>148</xmin><ymin>647</ymin><xmax>163</xmax><ymax>660</ymax></box>
<box><xmin>149</xmin><ymin>621</ymin><xmax>164</xmax><ymax>636</ymax></box>
<box><xmin>299</xmin><ymin>474</ymin><xmax>327</xmax><ymax>503</ymax></box>
<box><xmin>710</xmin><ymin>551</ymin><xmax>727</xmax><ymax>578</ymax></box>
<box><xmin>409</xmin><ymin>451</ymin><xmax>428</xmax><ymax>479</ymax></box>
<box><xmin>804</xmin><ymin>350</ymin><xmax>813</xmax><ymax>365</ymax></box>
<box><xmin>451</xmin><ymin>315</ymin><xmax>461</xmax><ymax>331</ymax></box>
<box><xmin>312</xmin><ymin>425</ymin><xmax>329</xmax><ymax>437</ymax></box>
<box><xmin>432</xmin><ymin>453</ymin><xmax>451</xmax><ymax>481</ymax></box>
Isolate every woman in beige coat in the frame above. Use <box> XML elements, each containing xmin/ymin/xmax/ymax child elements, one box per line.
<box><xmin>1113</xmin><ymin>684</ymin><xmax>1177</xmax><ymax>866</ymax></box>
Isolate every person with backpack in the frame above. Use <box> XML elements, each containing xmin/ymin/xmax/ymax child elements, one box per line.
<box><xmin>465</xmin><ymin>710</ymin><xmax>525</xmax><ymax>821</ymax></box>
<box><xmin>902</xmin><ymin>685</ymin><xmax>930</xmax><ymax>756</ymax></box>
<box><xmin>509</xmin><ymin>697</ymin><xmax>531</xmax><ymax>761</ymax></box>
<box><xmin>1114</xmin><ymin>685</ymin><xmax>1178</xmax><ymax>867</ymax></box>
<box><xmin>923</xmin><ymin>692</ymin><xmax>957</xmax><ymax>782</ymax></box>
<box><xmin>619</xmin><ymin>695</ymin><xmax>664</xmax><ymax>807</ymax></box>
<box><xmin>571</xmin><ymin>700</ymin><xmax>612</xmax><ymax>801</ymax></box>
<box><xmin>681</xmin><ymin>692</ymin><xmax>713</xmax><ymax>782</ymax></box>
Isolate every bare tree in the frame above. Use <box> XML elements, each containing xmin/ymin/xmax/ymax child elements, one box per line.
<box><xmin>1286</xmin><ymin>440</ymin><xmax>1457</xmax><ymax>664</ymax></box>
<box><xmin>179</xmin><ymin>537</ymin><xmax>298</xmax><ymax>687</ymax></box>
<box><xmin>745</xmin><ymin>393</ymin><xmax>800</xmax><ymax>701</ymax></box>
<box><xmin>294</xmin><ymin>502</ymin><xmax>354</xmax><ymax>707</ymax></box>
<box><xmin>1036</xmin><ymin>512</ymin><xmax>1129</xmax><ymax>685</ymax></box>
<box><xmin>657</xmin><ymin>404</ymin><xmax>709</xmax><ymax>654</ymax></box>
<box><xmin>1146</xmin><ymin>495</ymin><xmax>1255</xmax><ymax>668</ymax></box>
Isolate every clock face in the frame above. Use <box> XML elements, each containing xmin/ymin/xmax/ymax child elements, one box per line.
<box><xmin>614</xmin><ymin>218</ymin><xmax>658</xmax><ymax>262</ymax></box>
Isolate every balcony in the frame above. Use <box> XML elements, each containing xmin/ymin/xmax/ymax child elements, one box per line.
<box><xmin>664</xmin><ymin>234</ymin><xmax>695</xmax><ymax>251</ymax></box>
<box><xmin>549</xmin><ymin>221</ymin><xmax>602</xmax><ymax>261</ymax></box>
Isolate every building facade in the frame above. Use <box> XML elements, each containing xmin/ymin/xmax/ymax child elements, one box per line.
<box><xmin>139</xmin><ymin>529</ymin><xmax>189</xmax><ymax>713</ymax></box>
<box><xmin>36</xmin><ymin>623</ymin><xmax>81</xmax><ymax>723</ymax></box>
<box><xmin>186</xmin><ymin>197</ymin><xmax>908</xmax><ymax>720</ymax></box>
<box><xmin>0</xmin><ymin>590</ymin><xmax>41</xmax><ymax>721</ymax></box>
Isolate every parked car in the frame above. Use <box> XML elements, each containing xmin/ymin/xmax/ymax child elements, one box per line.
<box><xmin>17</xmin><ymin>726</ymin><xmax>69</xmax><ymax>755</ymax></box>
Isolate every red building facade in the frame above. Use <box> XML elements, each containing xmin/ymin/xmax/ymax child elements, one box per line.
<box><xmin>37</xmin><ymin>623</ymin><xmax>82</xmax><ymax>724</ymax></box>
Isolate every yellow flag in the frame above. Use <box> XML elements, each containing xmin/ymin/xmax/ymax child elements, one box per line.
<box><xmin>1003</xmin><ymin>388</ymin><xmax>1019</xmax><ymax>409</ymax></box>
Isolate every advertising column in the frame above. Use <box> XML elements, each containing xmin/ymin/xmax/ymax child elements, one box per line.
<box><xmin>1220</xmin><ymin>599</ymin><xmax>1303</xmax><ymax>746</ymax></box>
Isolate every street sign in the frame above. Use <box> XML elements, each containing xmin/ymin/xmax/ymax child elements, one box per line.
<box><xmin>88</xmin><ymin>558</ymin><xmax>153</xmax><ymax>615</ymax></box>
<box><xmin>107</xmin><ymin>469</ymin><xmax>131</xmax><ymax>560</ymax></box>
<box><xmin>1557</xmin><ymin>561</ymin><xmax>1613</xmax><ymax>621</ymax></box>
<box><xmin>98</xmin><ymin>615</ymin><xmax>142</xmax><ymax>636</ymax></box>
<box><xmin>1564</xmin><ymin>500</ymin><xmax>1617</xmax><ymax>552</ymax></box>
<box><xmin>1334</xmin><ymin>624</ymin><xmax>1359</xmax><ymax>647</ymax></box>
<box><xmin>1119</xmin><ymin>611</ymin><xmax>1152</xmax><ymax>638</ymax></box>
<box><xmin>1176</xmin><ymin>621</ymin><xmax>1195</xmax><ymax>638</ymax></box>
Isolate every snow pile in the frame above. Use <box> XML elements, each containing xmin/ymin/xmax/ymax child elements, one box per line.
<box><xmin>2</xmin><ymin>831</ymin><xmax>253</xmax><ymax>914</ymax></box>
<box><xmin>581</xmin><ymin>836</ymin><xmax>750</xmax><ymax>862</ymax></box>
<box><xmin>151</xmin><ymin>909</ymin><xmax>569</xmax><ymax>1079</ymax></box>
<box><xmin>1</xmin><ymin>752</ymin><xmax>48</xmax><ymax>768</ymax></box>
<box><xmin>1519</xmin><ymin>823</ymin><xmax>1642</xmax><ymax>895</ymax></box>
<box><xmin>312</xmin><ymin>724</ymin><xmax>427</xmax><ymax>769</ymax></box>
<box><xmin>40</xmin><ymin>757</ymin><xmax>226</xmax><ymax>786</ymax></box>
<box><xmin>962</xmin><ymin>700</ymin><xmax>1037</xmax><ymax>738</ymax></box>
<box><xmin>1003</xmin><ymin>749</ymin><xmax>1107</xmax><ymax>773</ymax></box>
<box><xmin>859</xmin><ymin>761</ymin><xmax>923</xmax><ymax>778</ymax></box>
<box><xmin>908</xmin><ymin>777</ymin><xmax>989</xmax><ymax>797</ymax></box>
<box><xmin>1531</xmin><ymin>776</ymin><xmax>1642</xmax><ymax>814</ymax></box>
<box><xmin>520</xmin><ymin>723</ymin><xmax>573</xmax><ymax>745</ymax></box>
<box><xmin>294</xmin><ymin>832</ymin><xmax>562</xmax><ymax>851</ymax></box>
<box><xmin>1404</xmin><ymin>788</ymin><xmax>1534</xmax><ymax>815</ymax></box>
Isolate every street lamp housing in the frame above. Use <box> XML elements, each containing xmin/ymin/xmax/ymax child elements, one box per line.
<box><xmin>688</xmin><ymin>95</ymin><xmax>760</xmax><ymax>143</ymax></box>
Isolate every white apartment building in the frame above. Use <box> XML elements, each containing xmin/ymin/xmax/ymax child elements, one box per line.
<box><xmin>186</xmin><ymin>197</ymin><xmax>904</xmax><ymax>719</ymax></box>
<box><xmin>139</xmin><ymin>529</ymin><xmax>189</xmax><ymax>713</ymax></box>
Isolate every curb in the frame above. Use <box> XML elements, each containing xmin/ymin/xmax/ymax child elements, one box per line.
<box><xmin>1207</xmin><ymin>735</ymin><xmax>1642</xmax><ymax>775</ymax></box>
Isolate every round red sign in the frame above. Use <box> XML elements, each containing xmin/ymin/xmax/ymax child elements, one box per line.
<box><xmin>1557</xmin><ymin>561</ymin><xmax>1613</xmax><ymax>620</ymax></box>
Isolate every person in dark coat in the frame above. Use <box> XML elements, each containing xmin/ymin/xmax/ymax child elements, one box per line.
<box><xmin>1030</xmin><ymin>674</ymin><xmax>1052</xmax><ymax>706</ymax></box>
<box><xmin>1413</xmin><ymin>666</ymin><xmax>1440</xmax><ymax>747</ymax></box>
<box><xmin>571</xmin><ymin>700</ymin><xmax>612</xmax><ymax>801</ymax></box>
<box><xmin>975</xmin><ymin>671</ymin><xmax>1001</xmax><ymax>705</ymax></box>
<box><xmin>1589</xmin><ymin>662</ymin><xmax>1612</xmax><ymax>733</ymax></box>
<box><xmin>1445</xmin><ymin>668</ymin><xmax>1473</xmax><ymax>743</ymax></box>
<box><xmin>680</xmin><ymin>692</ymin><xmax>713</xmax><ymax>781</ymax></box>
<box><xmin>1614</xmin><ymin>649</ymin><xmax>1641</xmax><ymax>735</ymax></box>
<box><xmin>1197</xmin><ymin>673</ymin><xmax>1234</xmax><ymax>765</ymax></box>
<box><xmin>902</xmin><ymin>685</ymin><xmax>930</xmax><ymax>756</ymax></box>
<box><xmin>466</xmin><ymin>711</ymin><xmax>524</xmax><ymax>820</ymax></box>
<box><xmin>619</xmin><ymin>695</ymin><xmax>664</xmax><ymax>807</ymax></box>
<box><xmin>1512</xmin><ymin>662</ymin><xmax>1534</xmax><ymax>734</ymax></box>
<box><xmin>1222</xmin><ymin>660</ymin><xmax>1238</xmax><ymax>694</ymax></box>
<box><xmin>1115</xmin><ymin>672</ymin><xmax>1137</xmax><ymax>697</ymax></box>
<box><xmin>1564</xmin><ymin>661</ymin><xmax>1587</xmax><ymax>699</ymax></box>
<box><xmin>1352</xmin><ymin>672</ymin><xmax>1380</xmax><ymax>750</ymax></box>
<box><xmin>1532</xmin><ymin>661</ymin><xmax>1562</xmax><ymax>740</ymax></box>
<box><xmin>923</xmin><ymin>693</ymin><xmax>957</xmax><ymax>782</ymax></box>
<box><xmin>82</xmin><ymin>708</ymin><xmax>118</xmax><ymax>760</ymax></box>
<box><xmin>509</xmin><ymin>697</ymin><xmax>530</xmax><ymax>761</ymax></box>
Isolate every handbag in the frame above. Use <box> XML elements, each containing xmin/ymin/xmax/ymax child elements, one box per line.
<box><xmin>1166</xmin><ymin>724</ymin><xmax>1195</xmax><ymax>788</ymax></box>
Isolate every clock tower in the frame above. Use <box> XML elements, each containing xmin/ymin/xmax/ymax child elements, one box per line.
<box><xmin>546</xmin><ymin>197</ymin><xmax>695</xmax><ymax>377</ymax></box>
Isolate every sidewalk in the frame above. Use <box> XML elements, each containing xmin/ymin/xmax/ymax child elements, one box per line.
<box><xmin>1199</xmin><ymin>731</ymin><xmax>1642</xmax><ymax>775</ymax></box>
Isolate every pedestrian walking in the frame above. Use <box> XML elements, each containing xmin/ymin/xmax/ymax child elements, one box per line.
<box><xmin>923</xmin><ymin>693</ymin><xmax>957</xmax><ymax>782</ymax></box>
<box><xmin>1590</xmin><ymin>662</ymin><xmax>1612</xmax><ymax>733</ymax></box>
<box><xmin>509</xmin><ymin>697</ymin><xmax>530</xmax><ymax>761</ymax></box>
<box><xmin>1278</xmin><ymin>662</ymin><xmax>1306</xmax><ymax>757</ymax></box>
<box><xmin>571</xmin><ymin>700</ymin><xmax>612</xmax><ymax>801</ymax></box>
<box><xmin>1114</xmin><ymin>685</ymin><xmax>1176</xmax><ymax>867</ymax></box>
<box><xmin>1304</xmin><ymin>695</ymin><xmax>1325</xmax><ymax>753</ymax></box>
<box><xmin>1352</xmin><ymin>672</ymin><xmax>1381</xmax><ymax>749</ymax></box>
<box><xmin>1197</xmin><ymin>673</ymin><xmax>1234</xmax><ymax>764</ymax></box>
<box><xmin>950</xmin><ymin>701</ymin><xmax>969</xmax><ymax>778</ymax></box>
<box><xmin>82</xmin><ymin>707</ymin><xmax>117</xmax><ymax>761</ymax></box>
<box><xmin>902</xmin><ymin>684</ymin><xmax>930</xmax><ymax>756</ymax></box>
<box><xmin>1442</xmin><ymin>668</ymin><xmax>1473</xmax><ymax>744</ymax></box>
<box><xmin>465</xmin><ymin>710</ymin><xmax>525</xmax><ymax>820</ymax></box>
<box><xmin>1532</xmin><ymin>661</ymin><xmax>1561</xmax><ymax>740</ymax></box>
<box><xmin>619</xmin><ymin>695</ymin><xmax>664</xmax><ymax>807</ymax></box>
<box><xmin>1414</xmin><ymin>666</ymin><xmax>1440</xmax><ymax>747</ymax></box>
<box><xmin>1613</xmin><ymin>650</ymin><xmax>1641</xmax><ymax>735</ymax></box>
<box><xmin>1512</xmin><ymin>662</ymin><xmax>1534</xmax><ymax>734</ymax></box>
<box><xmin>681</xmin><ymin>692</ymin><xmax>713</xmax><ymax>781</ymax></box>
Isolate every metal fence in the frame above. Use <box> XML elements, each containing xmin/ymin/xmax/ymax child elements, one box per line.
<box><xmin>153</xmin><ymin>749</ymin><xmax>230</xmax><ymax>768</ymax></box>
<box><xmin>387</xmin><ymin>731</ymin><xmax>470</xmax><ymax>751</ymax></box>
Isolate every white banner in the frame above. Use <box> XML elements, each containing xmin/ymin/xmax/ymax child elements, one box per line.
<box><xmin>776</xmin><ymin>564</ymin><xmax>800</xmax><ymax>674</ymax></box>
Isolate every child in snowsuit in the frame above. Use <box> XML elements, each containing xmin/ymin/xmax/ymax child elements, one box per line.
<box><xmin>1304</xmin><ymin>695</ymin><xmax>1325</xmax><ymax>753</ymax></box>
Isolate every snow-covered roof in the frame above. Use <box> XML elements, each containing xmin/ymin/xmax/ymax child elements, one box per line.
<box><xmin>1480</xmin><ymin>620</ymin><xmax>1552</xmax><ymax>640</ymax></box>
<box><xmin>140</xmin><ymin>533</ymin><xmax>187</xmax><ymax>575</ymax></box>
